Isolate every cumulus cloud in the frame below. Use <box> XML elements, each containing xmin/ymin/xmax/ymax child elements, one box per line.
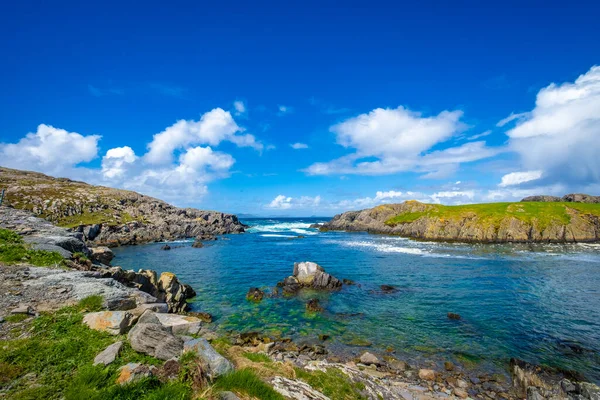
<box><xmin>505</xmin><ymin>65</ymin><xmax>600</xmax><ymax>186</ymax></box>
<box><xmin>498</xmin><ymin>171</ymin><xmax>543</xmax><ymax>187</ymax></box>
<box><xmin>145</xmin><ymin>108</ymin><xmax>262</xmax><ymax>164</ymax></box>
<box><xmin>290</xmin><ymin>143</ymin><xmax>309</xmax><ymax>149</ymax></box>
<box><xmin>277</xmin><ymin>105</ymin><xmax>292</xmax><ymax>116</ymax></box>
<box><xmin>304</xmin><ymin>106</ymin><xmax>497</xmax><ymax>177</ymax></box>
<box><xmin>2</xmin><ymin>108</ymin><xmax>262</xmax><ymax>206</ymax></box>
<box><xmin>0</xmin><ymin>124</ymin><xmax>100</xmax><ymax>175</ymax></box>
<box><xmin>266</xmin><ymin>195</ymin><xmax>321</xmax><ymax>210</ymax></box>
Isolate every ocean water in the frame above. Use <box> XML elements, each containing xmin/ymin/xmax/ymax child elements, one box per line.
<box><xmin>112</xmin><ymin>218</ymin><xmax>600</xmax><ymax>382</ymax></box>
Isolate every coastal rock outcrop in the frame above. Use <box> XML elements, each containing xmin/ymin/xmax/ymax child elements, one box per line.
<box><xmin>278</xmin><ymin>262</ymin><xmax>342</xmax><ymax>293</ymax></box>
<box><xmin>522</xmin><ymin>193</ymin><xmax>600</xmax><ymax>203</ymax></box>
<box><xmin>1</xmin><ymin>167</ymin><xmax>246</xmax><ymax>248</ymax></box>
<box><xmin>320</xmin><ymin>200</ymin><xmax>600</xmax><ymax>243</ymax></box>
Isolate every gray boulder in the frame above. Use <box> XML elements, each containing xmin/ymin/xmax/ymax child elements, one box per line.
<box><xmin>23</xmin><ymin>235</ymin><xmax>90</xmax><ymax>256</ymax></box>
<box><xmin>128</xmin><ymin>322</ymin><xmax>183</xmax><ymax>360</ymax></box>
<box><xmin>30</xmin><ymin>243</ymin><xmax>72</xmax><ymax>258</ymax></box>
<box><xmin>94</xmin><ymin>341</ymin><xmax>123</xmax><ymax>366</ymax></box>
<box><xmin>90</xmin><ymin>246</ymin><xmax>114</xmax><ymax>265</ymax></box>
<box><xmin>184</xmin><ymin>338</ymin><xmax>234</xmax><ymax>378</ymax></box>
<box><xmin>83</xmin><ymin>311</ymin><xmax>135</xmax><ymax>335</ymax></box>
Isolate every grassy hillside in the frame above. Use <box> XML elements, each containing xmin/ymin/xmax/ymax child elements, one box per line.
<box><xmin>385</xmin><ymin>201</ymin><xmax>600</xmax><ymax>231</ymax></box>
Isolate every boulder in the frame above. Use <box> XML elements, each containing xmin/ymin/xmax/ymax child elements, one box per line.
<box><xmin>116</xmin><ymin>363</ymin><xmax>155</xmax><ymax>385</ymax></box>
<box><xmin>447</xmin><ymin>312</ymin><xmax>461</xmax><ymax>320</ymax></box>
<box><xmin>127</xmin><ymin>321</ymin><xmax>184</xmax><ymax>360</ymax></box>
<box><xmin>246</xmin><ymin>287</ymin><xmax>264</xmax><ymax>302</ymax></box>
<box><xmin>154</xmin><ymin>313</ymin><xmax>203</xmax><ymax>335</ymax></box>
<box><xmin>30</xmin><ymin>243</ymin><xmax>72</xmax><ymax>258</ymax></box>
<box><xmin>183</xmin><ymin>338</ymin><xmax>234</xmax><ymax>379</ymax></box>
<box><xmin>279</xmin><ymin>262</ymin><xmax>342</xmax><ymax>293</ymax></box>
<box><xmin>161</xmin><ymin>245</ymin><xmax>171</xmax><ymax>250</ymax></box>
<box><xmin>418</xmin><ymin>369</ymin><xmax>436</xmax><ymax>381</ymax></box>
<box><xmin>94</xmin><ymin>341</ymin><xmax>123</xmax><ymax>366</ymax></box>
<box><xmin>83</xmin><ymin>224</ymin><xmax>102</xmax><ymax>241</ymax></box>
<box><xmin>360</xmin><ymin>352</ymin><xmax>381</xmax><ymax>366</ymax></box>
<box><xmin>23</xmin><ymin>235</ymin><xmax>90</xmax><ymax>256</ymax></box>
<box><xmin>90</xmin><ymin>246</ymin><xmax>114</xmax><ymax>265</ymax></box>
<box><xmin>157</xmin><ymin>272</ymin><xmax>191</xmax><ymax>313</ymax></box>
<box><xmin>191</xmin><ymin>241</ymin><xmax>204</xmax><ymax>248</ymax></box>
<box><xmin>83</xmin><ymin>311</ymin><xmax>134</xmax><ymax>335</ymax></box>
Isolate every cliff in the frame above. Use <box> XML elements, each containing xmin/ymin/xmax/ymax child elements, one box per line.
<box><xmin>320</xmin><ymin>200</ymin><xmax>600</xmax><ymax>243</ymax></box>
<box><xmin>0</xmin><ymin>167</ymin><xmax>245</xmax><ymax>246</ymax></box>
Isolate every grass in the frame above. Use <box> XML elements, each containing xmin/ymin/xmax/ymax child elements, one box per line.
<box><xmin>294</xmin><ymin>367</ymin><xmax>367</xmax><ymax>400</ymax></box>
<box><xmin>0</xmin><ymin>296</ymin><xmax>188</xmax><ymax>399</ymax></box>
<box><xmin>0</xmin><ymin>228</ymin><xmax>65</xmax><ymax>266</ymax></box>
<box><xmin>213</xmin><ymin>369</ymin><xmax>285</xmax><ymax>400</ymax></box>
<box><xmin>242</xmin><ymin>352</ymin><xmax>272</xmax><ymax>363</ymax></box>
<box><xmin>385</xmin><ymin>201</ymin><xmax>600</xmax><ymax>231</ymax></box>
<box><xmin>77</xmin><ymin>295</ymin><xmax>104</xmax><ymax>312</ymax></box>
<box><xmin>4</xmin><ymin>314</ymin><xmax>30</xmax><ymax>323</ymax></box>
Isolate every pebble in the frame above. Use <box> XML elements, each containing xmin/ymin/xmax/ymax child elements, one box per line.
<box><xmin>418</xmin><ymin>369</ymin><xmax>436</xmax><ymax>381</ymax></box>
<box><xmin>453</xmin><ymin>388</ymin><xmax>468</xmax><ymax>398</ymax></box>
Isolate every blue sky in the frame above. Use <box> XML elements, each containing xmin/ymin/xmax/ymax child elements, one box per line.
<box><xmin>1</xmin><ymin>0</ymin><xmax>599</xmax><ymax>216</ymax></box>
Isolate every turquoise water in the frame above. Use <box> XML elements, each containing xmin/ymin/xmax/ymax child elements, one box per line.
<box><xmin>112</xmin><ymin>218</ymin><xmax>600</xmax><ymax>382</ymax></box>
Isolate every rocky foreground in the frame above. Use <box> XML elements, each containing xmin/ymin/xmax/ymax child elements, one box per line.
<box><xmin>320</xmin><ymin>196</ymin><xmax>600</xmax><ymax>243</ymax></box>
<box><xmin>0</xmin><ymin>166</ymin><xmax>246</xmax><ymax>247</ymax></box>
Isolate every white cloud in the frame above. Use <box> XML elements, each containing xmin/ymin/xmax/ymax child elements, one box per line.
<box><xmin>505</xmin><ymin>65</ymin><xmax>600</xmax><ymax>186</ymax></box>
<box><xmin>498</xmin><ymin>171</ymin><xmax>543</xmax><ymax>187</ymax></box>
<box><xmin>290</xmin><ymin>142</ymin><xmax>309</xmax><ymax>149</ymax></box>
<box><xmin>467</xmin><ymin>130</ymin><xmax>492</xmax><ymax>140</ymax></box>
<box><xmin>145</xmin><ymin>108</ymin><xmax>262</xmax><ymax>164</ymax></box>
<box><xmin>101</xmin><ymin>146</ymin><xmax>137</xmax><ymax>179</ymax></box>
<box><xmin>233</xmin><ymin>100</ymin><xmax>246</xmax><ymax>116</ymax></box>
<box><xmin>496</xmin><ymin>112</ymin><xmax>528</xmax><ymax>127</ymax></box>
<box><xmin>266</xmin><ymin>195</ymin><xmax>321</xmax><ymax>210</ymax></box>
<box><xmin>304</xmin><ymin>106</ymin><xmax>497</xmax><ymax>176</ymax></box>
<box><xmin>0</xmin><ymin>124</ymin><xmax>100</xmax><ymax>175</ymax></box>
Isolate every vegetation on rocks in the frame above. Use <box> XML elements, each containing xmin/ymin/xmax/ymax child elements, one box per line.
<box><xmin>0</xmin><ymin>228</ymin><xmax>64</xmax><ymax>266</ymax></box>
<box><xmin>321</xmin><ymin>199</ymin><xmax>600</xmax><ymax>243</ymax></box>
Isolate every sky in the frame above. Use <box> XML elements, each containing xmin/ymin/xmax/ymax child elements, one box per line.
<box><xmin>1</xmin><ymin>0</ymin><xmax>599</xmax><ymax>216</ymax></box>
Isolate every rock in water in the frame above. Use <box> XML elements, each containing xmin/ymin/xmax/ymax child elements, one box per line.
<box><xmin>447</xmin><ymin>312</ymin><xmax>461</xmax><ymax>320</ymax></box>
<box><xmin>94</xmin><ymin>341</ymin><xmax>123</xmax><ymax>366</ymax></box>
<box><xmin>183</xmin><ymin>338</ymin><xmax>234</xmax><ymax>379</ymax></box>
<box><xmin>279</xmin><ymin>262</ymin><xmax>342</xmax><ymax>293</ymax></box>
<box><xmin>191</xmin><ymin>241</ymin><xmax>204</xmax><ymax>248</ymax></box>
<box><xmin>306</xmin><ymin>298</ymin><xmax>323</xmax><ymax>312</ymax></box>
<box><xmin>127</xmin><ymin>321</ymin><xmax>183</xmax><ymax>360</ymax></box>
<box><xmin>157</xmin><ymin>272</ymin><xmax>190</xmax><ymax>313</ymax></box>
<box><xmin>83</xmin><ymin>311</ymin><xmax>135</xmax><ymax>335</ymax></box>
<box><xmin>161</xmin><ymin>244</ymin><xmax>171</xmax><ymax>250</ymax></box>
<box><xmin>246</xmin><ymin>287</ymin><xmax>264</xmax><ymax>302</ymax></box>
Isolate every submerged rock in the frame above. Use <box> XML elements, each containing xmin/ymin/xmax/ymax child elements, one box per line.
<box><xmin>161</xmin><ymin>244</ymin><xmax>171</xmax><ymax>250</ymax></box>
<box><xmin>447</xmin><ymin>312</ymin><xmax>461</xmax><ymax>320</ymax></box>
<box><xmin>379</xmin><ymin>284</ymin><xmax>398</xmax><ymax>294</ymax></box>
<box><xmin>246</xmin><ymin>287</ymin><xmax>264</xmax><ymax>302</ymax></box>
<box><xmin>191</xmin><ymin>240</ymin><xmax>204</xmax><ymax>248</ymax></box>
<box><xmin>306</xmin><ymin>298</ymin><xmax>323</xmax><ymax>313</ymax></box>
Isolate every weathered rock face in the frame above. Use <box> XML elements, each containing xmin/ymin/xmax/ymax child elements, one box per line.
<box><xmin>279</xmin><ymin>262</ymin><xmax>342</xmax><ymax>293</ymax></box>
<box><xmin>1</xmin><ymin>167</ymin><xmax>246</xmax><ymax>248</ymax></box>
<box><xmin>183</xmin><ymin>338</ymin><xmax>234</xmax><ymax>379</ymax></box>
<box><xmin>320</xmin><ymin>200</ymin><xmax>600</xmax><ymax>243</ymax></box>
<box><xmin>83</xmin><ymin>311</ymin><xmax>135</xmax><ymax>335</ymax></box>
<box><xmin>94</xmin><ymin>341</ymin><xmax>123</xmax><ymax>366</ymax></box>
<box><xmin>90</xmin><ymin>246</ymin><xmax>114</xmax><ymax>265</ymax></box>
<box><xmin>104</xmin><ymin>267</ymin><xmax>196</xmax><ymax>313</ymax></box>
<box><xmin>127</xmin><ymin>321</ymin><xmax>184</xmax><ymax>360</ymax></box>
<box><xmin>522</xmin><ymin>193</ymin><xmax>600</xmax><ymax>203</ymax></box>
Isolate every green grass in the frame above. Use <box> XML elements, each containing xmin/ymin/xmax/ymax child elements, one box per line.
<box><xmin>294</xmin><ymin>367</ymin><xmax>367</xmax><ymax>400</ymax></box>
<box><xmin>385</xmin><ymin>201</ymin><xmax>600</xmax><ymax>231</ymax></box>
<box><xmin>0</xmin><ymin>228</ymin><xmax>65</xmax><ymax>266</ymax></box>
<box><xmin>77</xmin><ymin>295</ymin><xmax>104</xmax><ymax>312</ymax></box>
<box><xmin>213</xmin><ymin>369</ymin><xmax>285</xmax><ymax>400</ymax></box>
<box><xmin>0</xmin><ymin>302</ymin><xmax>187</xmax><ymax>399</ymax></box>
<box><xmin>58</xmin><ymin>211</ymin><xmax>139</xmax><ymax>229</ymax></box>
<box><xmin>4</xmin><ymin>314</ymin><xmax>30</xmax><ymax>323</ymax></box>
<box><xmin>242</xmin><ymin>352</ymin><xmax>272</xmax><ymax>363</ymax></box>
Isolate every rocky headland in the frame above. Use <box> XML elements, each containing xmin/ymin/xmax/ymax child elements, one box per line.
<box><xmin>0</xmin><ymin>167</ymin><xmax>246</xmax><ymax>247</ymax></box>
<box><xmin>320</xmin><ymin>196</ymin><xmax>600</xmax><ymax>243</ymax></box>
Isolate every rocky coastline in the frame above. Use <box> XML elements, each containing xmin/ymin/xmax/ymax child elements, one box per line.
<box><xmin>2</xmin><ymin>206</ymin><xmax>600</xmax><ymax>399</ymax></box>
<box><xmin>319</xmin><ymin>196</ymin><xmax>600</xmax><ymax>243</ymax></box>
<box><xmin>1</xmin><ymin>167</ymin><xmax>246</xmax><ymax>247</ymax></box>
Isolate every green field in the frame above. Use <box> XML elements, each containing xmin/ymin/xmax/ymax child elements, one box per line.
<box><xmin>385</xmin><ymin>202</ymin><xmax>600</xmax><ymax>230</ymax></box>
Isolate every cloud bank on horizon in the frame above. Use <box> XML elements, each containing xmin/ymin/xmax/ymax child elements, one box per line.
<box><xmin>1</xmin><ymin>65</ymin><xmax>600</xmax><ymax>214</ymax></box>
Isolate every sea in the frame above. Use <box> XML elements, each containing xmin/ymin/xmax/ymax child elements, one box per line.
<box><xmin>111</xmin><ymin>217</ymin><xmax>600</xmax><ymax>383</ymax></box>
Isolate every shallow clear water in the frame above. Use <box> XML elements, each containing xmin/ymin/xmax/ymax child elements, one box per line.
<box><xmin>112</xmin><ymin>218</ymin><xmax>600</xmax><ymax>382</ymax></box>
